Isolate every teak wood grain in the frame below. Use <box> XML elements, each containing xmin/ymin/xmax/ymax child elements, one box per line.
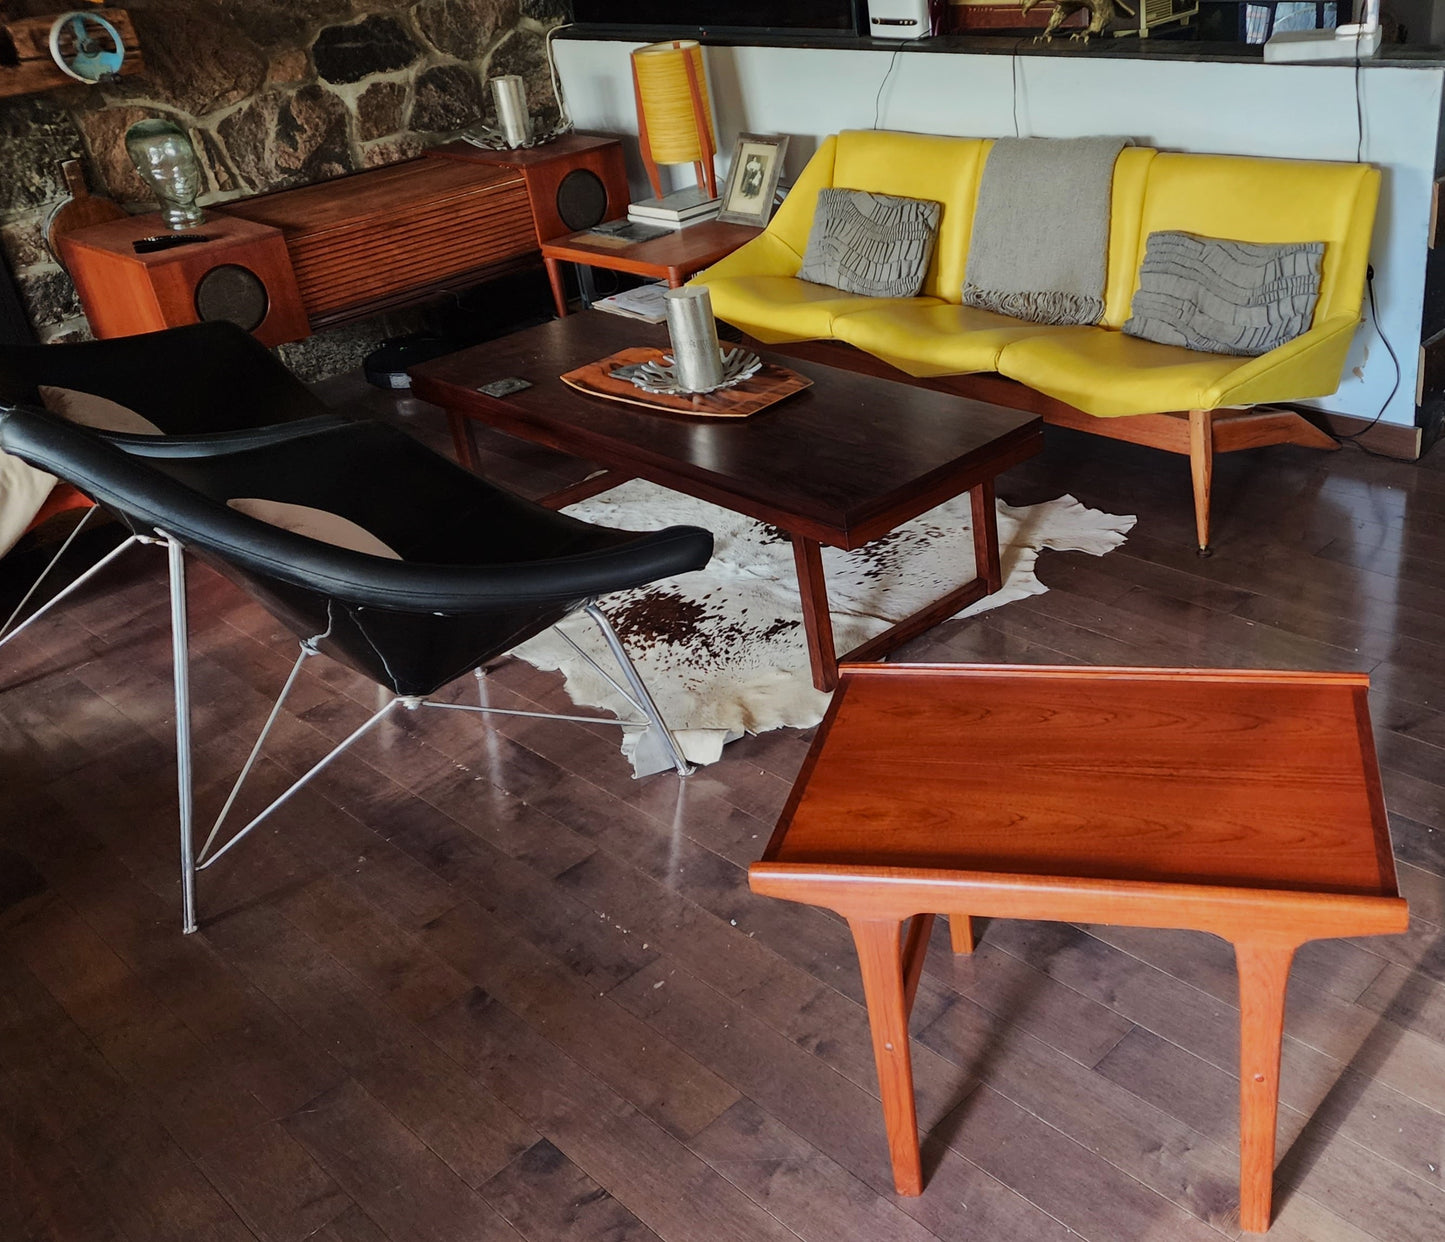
<box><xmin>751</xmin><ymin>663</ymin><xmax>1409</xmax><ymax>1232</ymax></box>
<box><xmin>220</xmin><ymin>159</ymin><xmax>537</xmax><ymax>326</ymax></box>
<box><xmin>59</xmin><ymin>211</ymin><xmax>310</xmax><ymax>347</ymax></box>
<box><xmin>540</xmin><ymin>220</ymin><xmax>761</xmax><ymax>316</ymax></box>
<box><xmin>410</xmin><ymin>312</ymin><xmax>1042</xmax><ymax>689</ymax></box>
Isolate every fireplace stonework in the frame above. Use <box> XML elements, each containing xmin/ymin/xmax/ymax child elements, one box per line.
<box><xmin>0</xmin><ymin>0</ymin><xmax>562</xmax><ymax>376</ymax></box>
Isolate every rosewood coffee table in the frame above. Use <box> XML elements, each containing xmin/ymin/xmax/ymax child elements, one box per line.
<box><xmin>751</xmin><ymin>663</ymin><xmax>1408</xmax><ymax>1233</ymax></box>
<box><xmin>409</xmin><ymin>314</ymin><xmax>1042</xmax><ymax>691</ymax></box>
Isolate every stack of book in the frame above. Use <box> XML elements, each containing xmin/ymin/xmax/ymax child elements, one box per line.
<box><xmin>627</xmin><ymin>186</ymin><xmax>721</xmax><ymax>230</ymax></box>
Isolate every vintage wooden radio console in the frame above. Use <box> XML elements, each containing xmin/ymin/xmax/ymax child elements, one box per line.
<box><xmin>61</xmin><ymin>135</ymin><xmax>630</xmax><ymax>343</ymax></box>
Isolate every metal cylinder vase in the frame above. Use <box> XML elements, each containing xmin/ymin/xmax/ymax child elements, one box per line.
<box><xmin>664</xmin><ymin>286</ymin><xmax>723</xmax><ymax>392</ymax></box>
<box><xmin>490</xmin><ymin>75</ymin><xmax>532</xmax><ymax>148</ymax></box>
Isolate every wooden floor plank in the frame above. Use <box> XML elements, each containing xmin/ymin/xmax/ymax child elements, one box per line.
<box><xmin>3</xmin><ymin>370</ymin><xmax>1442</xmax><ymax>1242</ymax></box>
<box><xmin>479</xmin><ymin>1138</ymin><xmax>665</xmax><ymax>1242</ymax></box>
<box><xmin>282</xmin><ymin>1079</ymin><xmax>520</xmax><ymax>1242</ymax></box>
<box><xmin>424</xmin><ymin>988</ymin><xmax>802</xmax><ymax>1242</ymax></box>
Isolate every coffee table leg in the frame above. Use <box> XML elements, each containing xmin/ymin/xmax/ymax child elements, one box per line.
<box><xmin>1235</xmin><ymin>940</ymin><xmax>1297</xmax><ymax>1233</ymax></box>
<box><xmin>949</xmin><ymin>915</ymin><xmax>975</xmax><ymax>955</ymax></box>
<box><xmin>970</xmin><ymin>479</ymin><xmax>1003</xmax><ymax>594</ymax></box>
<box><xmin>544</xmin><ymin>257</ymin><xmax>569</xmax><ymax>318</ymax></box>
<box><xmin>792</xmin><ymin>535</ymin><xmax>838</xmax><ymax>692</ymax></box>
<box><xmin>447</xmin><ymin>411</ymin><xmax>477</xmax><ymax>470</ymax></box>
<box><xmin>849</xmin><ymin>916</ymin><xmax>924</xmax><ymax>1196</ymax></box>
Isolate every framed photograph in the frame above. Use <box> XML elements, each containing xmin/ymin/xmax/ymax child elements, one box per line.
<box><xmin>717</xmin><ymin>134</ymin><xmax>789</xmax><ymax>227</ymax></box>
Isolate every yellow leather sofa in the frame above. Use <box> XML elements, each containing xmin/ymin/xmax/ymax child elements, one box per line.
<box><xmin>692</xmin><ymin>130</ymin><xmax>1381</xmax><ymax>553</ymax></box>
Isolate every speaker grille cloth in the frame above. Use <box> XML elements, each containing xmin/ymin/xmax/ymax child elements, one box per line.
<box><xmin>557</xmin><ymin>169</ymin><xmax>609</xmax><ymax>232</ymax></box>
<box><xmin>194</xmin><ymin>265</ymin><xmax>269</xmax><ymax>332</ymax></box>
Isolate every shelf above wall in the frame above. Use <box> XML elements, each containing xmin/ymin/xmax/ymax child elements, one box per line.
<box><xmin>1</xmin><ymin>8</ymin><xmax>143</xmax><ymax>100</ymax></box>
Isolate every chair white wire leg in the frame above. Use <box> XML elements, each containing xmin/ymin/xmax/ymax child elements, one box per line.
<box><xmin>422</xmin><ymin>601</ymin><xmax>694</xmax><ymax>777</ymax></box>
<box><xmin>0</xmin><ymin>521</ymin><xmax>147</xmax><ymax>651</ymax></box>
<box><xmin>585</xmin><ymin>602</ymin><xmax>693</xmax><ymax>777</ymax></box>
<box><xmin>165</xmin><ymin>532</ymin><xmax>198</xmax><ymax>934</ymax></box>
<box><xmin>165</xmin><ymin>597</ymin><xmax>687</xmax><ymax>931</ymax></box>
<box><xmin>0</xmin><ymin>504</ymin><xmax>100</xmax><ymax>645</ymax></box>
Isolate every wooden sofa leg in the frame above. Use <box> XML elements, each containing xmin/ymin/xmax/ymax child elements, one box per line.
<box><xmin>1188</xmin><ymin>408</ymin><xmax>1214</xmax><ymax>557</ymax></box>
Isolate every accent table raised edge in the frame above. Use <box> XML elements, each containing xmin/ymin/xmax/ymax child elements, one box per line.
<box><xmin>750</xmin><ymin>663</ymin><xmax>1409</xmax><ymax>1233</ymax></box>
<box><xmin>539</xmin><ymin>219</ymin><xmax>761</xmax><ymax>317</ymax></box>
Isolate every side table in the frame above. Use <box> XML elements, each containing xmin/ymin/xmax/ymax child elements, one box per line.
<box><xmin>750</xmin><ymin>663</ymin><xmax>1408</xmax><ymax>1233</ymax></box>
<box><xmin>540</xmin><ymin>219</ymin><xmax>761</xmax><ymax>318</ymax></box>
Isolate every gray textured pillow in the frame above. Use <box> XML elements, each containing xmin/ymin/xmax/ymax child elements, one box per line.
<box><xmin>1123</xmin><ymin>232</ymin><xmax>1324</xmax><ymax>357</ymax></box>
<box><xmin>798</xmin><ymin>189</ymin><xmax>942</xmax><ymax>298</ymax></box>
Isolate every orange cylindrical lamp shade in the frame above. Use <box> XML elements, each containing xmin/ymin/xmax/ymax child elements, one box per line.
<box><xmin>631</xmin><ymin>40</ymin><xmax>717</xmax><ymax>165</ymax></box>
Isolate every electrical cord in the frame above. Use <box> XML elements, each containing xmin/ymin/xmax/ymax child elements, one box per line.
<box><xmin>1354</xmin><ymin>28</ymin><xmax>1366</xmax><ymax>164</ymax></box>
<box><xmin>1011</xmin><ymin>37</ymin><xmax>1028</xmax><ymax>138</ymax></box>
<box><xmin>545</xmin><ymin>20</ymin><xmax>575</xmax><ymax>131</ymax></box>
<box><xmin>1330</xmin><ymin>268</ymin><xmax>1401</xmax><ymax>456</ymax></box>
<box><xmin>872</xmin><ymin>36</ymin><xmax>925</xmax><ymax>130</ymax></box>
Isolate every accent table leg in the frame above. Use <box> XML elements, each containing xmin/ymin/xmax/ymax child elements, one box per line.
<box><xmin>791</xmin><ymin>534</ymin><xmax>838</xmax><ymax>692</ymax></box>
<box><xmin>949</xmin><ymin>915</ymin><xmax>975</xmax><ymax>955</ymax></box>
<box><xmin>1234</xmin><ymin>940</ymin><xmax>1297</xmax><ymax>1233</ymax></box>
<box><xmin>544</xmin><ymin>256</ymin><xmax>568</xmax><ymax>318</ymax></box>
<box><xmin>849</xmin><ymin>916</ymin><xmax>923</xmax><ymax>1196</ymax></box>
<box><xmin>448</xmin><ymin>413</ymin><xmax>477</xmax><ymax>470</ymax></box>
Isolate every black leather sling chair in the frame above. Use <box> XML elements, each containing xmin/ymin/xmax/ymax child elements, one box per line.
<box><xmin>0</xmin><ymin>321</ymin><xmax>337</xmax><ymax>648</ymax></box>
<box><xmin>0</xmin><ymin>405</ymin><xmax>713</xmax><ymax>933</ymax></box>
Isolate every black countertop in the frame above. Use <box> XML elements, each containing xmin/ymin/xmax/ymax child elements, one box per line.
<box><xmin>562</xmin><ymin>28</ymin><xmax>1445</xmax><ymax>69</ymax></box>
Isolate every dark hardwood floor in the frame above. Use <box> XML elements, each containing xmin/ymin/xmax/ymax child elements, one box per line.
<box><xmin>3</xmin><ymin>367</ymin><xmax>1443</xmax><ymax>1241</ymax></box>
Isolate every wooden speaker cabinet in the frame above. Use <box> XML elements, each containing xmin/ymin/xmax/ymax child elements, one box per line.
<box><xmin>426</xmin><ymin>134</ymin><xmax>631</xmax><ymax>242</ymax></box>
<box><xmin>60</xmin><ymin>213</ymin><xmax>310</xmax><ymax>347</ymax></box>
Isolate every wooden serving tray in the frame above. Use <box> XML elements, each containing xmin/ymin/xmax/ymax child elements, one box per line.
<box><xmin>560</xmin><ymin>347</ymin><xmax>812</xmax><ymax>419</ymax></box>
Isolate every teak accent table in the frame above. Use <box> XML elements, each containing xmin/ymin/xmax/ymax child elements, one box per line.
<box><xmin>409</xmin><ymin>313</ymin><xmax>1042</xmax><ymax>692</ymax></box>
<box><xmin>539</xmin><ymin>219</ymin><xmax>761</xmax><ymax>318</ymax></box>
<box><xmin>751</xmin><ymin>664</ymin><xmax>1408</xmax><ymax>1233</ymax></box>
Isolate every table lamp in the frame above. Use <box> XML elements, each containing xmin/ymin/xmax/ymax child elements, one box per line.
<box><xmin>631</xmin><ymin>39</ymin><xmax>717</xmax><ymax>200</ymax></box>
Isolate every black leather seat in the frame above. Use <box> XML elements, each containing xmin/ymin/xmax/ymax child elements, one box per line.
<box><xmin>0</xmin><ymin>321</ymin><xmax>339</xmax><ymax>646</ymax></box>
<box><xmin>0</xmin><ymin>404</ymin><xmax>713</xmax><ymax>931</ymax></box>
<box><xmin>0</xmin><ymin>319</ymin><xmax>330</xmax><ymax>429</ymax></box>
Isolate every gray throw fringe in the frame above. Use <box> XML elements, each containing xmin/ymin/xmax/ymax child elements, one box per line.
<box><xmin>961</xmin><ymin>286</ymin><xmax>1106</xmax><ymax>327</ymax></box>
<box><xmin>962</xmin><ymin>136</ymin><xmax>1130</xmax><ymax>327</ymax></box>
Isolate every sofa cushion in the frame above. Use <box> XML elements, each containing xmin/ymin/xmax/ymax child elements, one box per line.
<box><xmin>833</xmin><ymin>303</ymin><xmax>1066</xmax><ymax>378</ymax></box>
<box><xmin>703</xmin><ymin>275</ymin><xmax>940</xmax><ymax>345</ymax></box>
<box><xmin>998</xmin><ymin>326</ymin><xmax>1284</xmax><ymax>417</ymax></box>
<box><xmin>798</xmin><ymin>189</ymin><xmax>942</xmax><ymax>299</ymax></box>
<box><xmin>998</xmin><ymin>318</ymin><xmax>1357</xmax><ymax>417</ymax></box>
<box><xmin>1123</xmin><ymin>232</ymin><xmax>1323</xmax><ymax>356</ymax></box>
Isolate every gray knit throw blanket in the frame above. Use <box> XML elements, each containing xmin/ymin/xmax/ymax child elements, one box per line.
<box><xmin>962</xmin><ymin>136</ymin><xmax>1131</xmax><ymax>326</ymax></box>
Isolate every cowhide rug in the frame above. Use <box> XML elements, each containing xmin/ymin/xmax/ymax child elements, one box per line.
<box><xmin>515</xmin><ymin>481</ymin><xmax>1136</xmax><ymax>775</ymax></box>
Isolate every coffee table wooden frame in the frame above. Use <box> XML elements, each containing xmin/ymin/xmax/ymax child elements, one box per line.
<box><xmin>410</xmin><ymin>320</ymin><xmax>1041</xmax><ymax>692</ymax></box>
<box><xmin>751</xmin><ymin>664</ymin><xmax>1409</xmax><ymax>1233</ymax></box>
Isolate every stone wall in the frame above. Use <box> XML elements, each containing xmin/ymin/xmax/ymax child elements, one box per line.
<box><xmin>0</xmin><ymin>0</ymin><xmax>567</xmax><ymax>373</ymax></box>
